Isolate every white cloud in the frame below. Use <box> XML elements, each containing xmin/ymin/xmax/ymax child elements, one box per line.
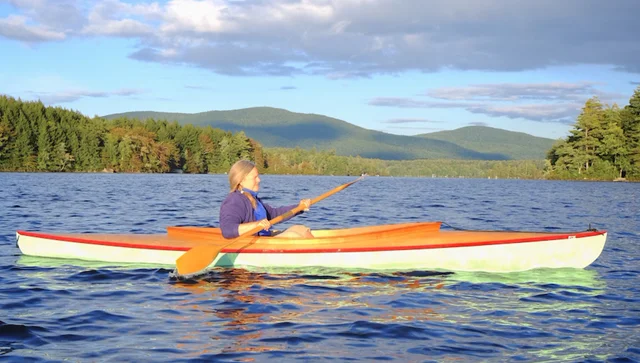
<box><xmin>426</xmin><ymin>83</ymin><xmax>608</xmax><ymax>102</ymax></box>
<box><xmin>28</xmin><ymin>88</ymin><xmax>145</xmax><ymax>104</ymax></box>
<box><xmin>82</xmin><ymin>0</ymin><xmax>159</xmax><ymax>36</ymax></box>
<box><xmin>369</xmin><ymin>82</ymin><xmax>599</xmax><ymax>123</ymax></box>
<box><xmin>0</xmin><ymin>14</ymin><xmax>65</xmax><ymax>41</ymax></box>
<box><xmin>467</xmin><ymin>103</ymin><xmax>579</xmax><ymax>123</ymax></box>
<box><xmin>82</xmin><ymin>18</ymin><xmax>154</xmax><ymax>36</ymax></box>
<box><xmin>161</xmin><ymin>0</ymin><xmax>229</xmax><ymax>33</ymax></box>
<box><xmin>5</xmin><ymin>0</ymin><xmax>85</xmax><ymax>30</ymax></box>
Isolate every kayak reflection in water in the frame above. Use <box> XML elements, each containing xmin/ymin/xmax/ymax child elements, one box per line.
<box><xmin>219</xmin><ymin>159</ymin><xmax>313</xmax><ymax>239</ymax></box>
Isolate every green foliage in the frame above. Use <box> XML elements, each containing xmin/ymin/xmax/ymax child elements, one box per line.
<box><xmin>260</xmin><ymin>147</ymin><xmax>546</xmax><ymax>179</ymax></box>
<box><xmin>546</xmin><ymin>87</ymin><xmax>640</xmax><ymax>181</ymax></box>
<box><xmin>0</xmin><ymin>95</ymin><xmax>257</xmax><ymax>174</ymax></box>
<box><xmin>620</xmin><ymin>88</ymin><xmax>640</xmax><ymax>175</ymax></box>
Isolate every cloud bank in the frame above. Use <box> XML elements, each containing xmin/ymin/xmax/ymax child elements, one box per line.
<box><xmin>370</xmin><ymin>82</ymin><xmax>626</xmax><ymax>124</ymax></box>
<box><xmin>27</xmin><ymin>88</ymin><xmax>145</xmax><ymax>104</ymax></box>
<box><xmin>2</xmin><ymin>0</ymin><xmax>638</xmax><ymax>77</ymax></box>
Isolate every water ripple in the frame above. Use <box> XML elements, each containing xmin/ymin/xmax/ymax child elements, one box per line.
<box><xmin>0</xmin><ymin>174</ymin><xmax>638</xmax><ymax>362</ymax></box>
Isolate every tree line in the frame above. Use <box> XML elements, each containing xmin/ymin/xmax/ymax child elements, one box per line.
<box><xmin>0</xmin><ymin>95</ymin><xmax>263</xmax><ymax>174</ymax></box>
<box><xmin>1</xmin><ymin>89</ymin><xmax>638</xmax><ymax>181</ymax></box>
<box><xmin>545</xmin><ymin>87</ymin><xmax>640</xmax><ymax>181</ymax></box>
<box><xmin>0</xmin><ymin>95</ymin><xmax>544</xmax><ymax>178</ymax></box>
<box><xmin>264</xmin><ymin>147</ymin><xmax>546</xmax><ymax>179</ymax></box>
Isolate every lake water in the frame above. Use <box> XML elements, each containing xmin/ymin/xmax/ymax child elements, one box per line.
<box><xmin>1</xmin><ymin>173</ymin><xmax>638</xmax><ymax>362</ymax></box>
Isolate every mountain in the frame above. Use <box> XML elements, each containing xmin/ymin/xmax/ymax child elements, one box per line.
<box><xmin>418</xmin><ymin>126</ymin><xmax>557</xmax><ymax>160</ymax></box>
<box><xmin>103</xmin><ymin>107</ymin><xmax>554</xmax><ymax>160</ymax></box>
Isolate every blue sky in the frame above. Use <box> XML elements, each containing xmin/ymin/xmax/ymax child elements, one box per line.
<box><xmin>1</xmin><ymin>0</ymin><xmax>638</xmax><ymax>140</ymax></box>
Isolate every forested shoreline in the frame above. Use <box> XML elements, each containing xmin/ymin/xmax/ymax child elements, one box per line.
<box><xmin>545</xmin><ymin>87</ymin><xmax>640</xmax><ymax>181</ymax></box>
<box><xmin>0</xmin><ymin>89</ymin><xmax>638</xmax><ymax>181</ymax></box>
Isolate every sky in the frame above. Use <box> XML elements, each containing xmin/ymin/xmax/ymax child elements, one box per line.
<box><xmin>1</xmin><ymin>0</ymin><xmax>639</xmax><ymax>140</ymax></box>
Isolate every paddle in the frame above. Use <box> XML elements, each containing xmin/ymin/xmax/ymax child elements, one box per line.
<box><xmin>174</xmin><ymin>175</ymin><xmax>365</xmax><ymax>276</ymax></box>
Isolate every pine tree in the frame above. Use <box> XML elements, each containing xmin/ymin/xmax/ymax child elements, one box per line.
<box><xmin>620</xmin><ymin>87</ymin><xmax>640</xmax><ymax>177</ymax></box>
<box><xmin>572</xmin><ymin>97</ymin><xmax>606</xmax><ymax>173</ymax></box>
<box><xmin>0</xmin><ymin>113</ymin><xmax>13</xmax><ymax>166</ymax></box>
<box><xmin>36</xmin><ymin>119</ymin><xmax>53</xmax><ymax>171</ymax></box>
<box><xmin>10</xmin><ymin>110</ymin><xmax>37</xmax><ymax>171</ymax></box>
<box><xmin>598</xmin><ymin>106</ymin><xmax>628</xmax><ymax>178</ymax></box>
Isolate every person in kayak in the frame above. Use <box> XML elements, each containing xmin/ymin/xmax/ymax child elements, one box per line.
<box><xmin>219</xmin><ymin>159</ymin><xmax>314</xmax><ymax>239</ymax></box>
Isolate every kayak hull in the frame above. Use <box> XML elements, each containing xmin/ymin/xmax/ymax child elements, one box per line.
<box><xmin>16</xmin><ymin>221</ymin><xmax>607</xmax><ymax>273</ymax></box>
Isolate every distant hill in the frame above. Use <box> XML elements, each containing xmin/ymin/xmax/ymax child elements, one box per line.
<box><xmin>418</xmin><ymin>126</ymin><xmax>557</xmax><ymax>160</ymax></box>
<box><xmin>103</xmin><ymin>108</ymin><xmax>554</xmax><ymax>160</ymax></box>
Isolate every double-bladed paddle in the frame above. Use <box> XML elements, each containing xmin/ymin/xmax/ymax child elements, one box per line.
<box><xmin>174</xmin><ymin>175</ymin><xmax>365</xmax><ymax>276</ymax></box>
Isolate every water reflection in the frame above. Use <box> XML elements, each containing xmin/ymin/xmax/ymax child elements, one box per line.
<box><xmin>433</xmin><ymin>268</ymin><xmax>609</xmax><ymax>362</ymax></box>
<box><xmin>12</xmin><ymin>253</ymin><xmax>617</xmax><ymax>361</ymax></box>
<box><xmin>167</xmin><ymin>266</ymin><xmax>609</xmax><ymax>361</ymax></box>
<box><xmin>16</xmin><ymin>255</ymin><xmax>170</xmax><ymax>269</ymax></box>
<box><xmin>451</xmin><ymin>267</ymin><xmax>603</xmax><ymax>288</ymax></box>
<box><xmin>170</xmin><ymin>268</ymin><xmax>453</xmax><ymax>356</ymax></box>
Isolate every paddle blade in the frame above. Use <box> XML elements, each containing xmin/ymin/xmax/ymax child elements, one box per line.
<box><xmin>175</xmin><ymin>244</ymin><xmax>223</xmax><ymax>276</ymax></box>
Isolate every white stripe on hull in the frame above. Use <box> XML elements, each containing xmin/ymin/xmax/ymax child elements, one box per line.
<box><xmin>218</xmin><ymin>234</ymin><xmax>606</xmax><ymax>272</ymax></box>
<box><xmin>17</xmin><ymin>234</ymin><xmax>180</xmax><ymax>266</ymax></box>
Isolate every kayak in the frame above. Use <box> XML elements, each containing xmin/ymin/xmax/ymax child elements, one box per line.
<box><xmin>15</xmin><ymin>221</ymin><xmax>607</xmax><ymax>273</ymax></box>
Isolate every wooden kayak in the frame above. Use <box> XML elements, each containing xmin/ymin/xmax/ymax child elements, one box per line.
<box><xmin>15</xmin><ymin>221</ymin><xmax>607</xmax><ymax>273</ymax></box>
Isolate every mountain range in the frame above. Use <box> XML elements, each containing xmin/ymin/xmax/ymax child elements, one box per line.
<box><xmin>103</xmin><ymin>107</ymin><xmax>556</xmax><ymax>160</ymax></box>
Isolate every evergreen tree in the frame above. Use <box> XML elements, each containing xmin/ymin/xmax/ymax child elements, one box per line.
<box><xmin>598</xmin><ymin>106</ymin><xmax>628</xmax><ymax>178</ymax></box>
<box><xmin>572</xmin><ymin>97</ymin><xmax>605</xmax><ymax>173</ymax></box>
<box><xmin>620</xmin><ymin>87</ymin><xmax>640</xmax><ymax>177</ymax></box>
<box><xmin>36</xmin><ymin>119</ymin><xmax>53</xmax><ymax>171</ymax></box>
<box><xmin>102</xmin><ymin>128</ymin><xmax>123</xmax><ymax>171</ymax></box>
<box><xmin>53</xmin><ymin>142</ymin><xmax>75</xmax><ymax>172</ymax></box>
<box><xmin>0</xmin><ymin>113</ymin><xmax>13</xmax><ymax>166</ymax></box>
<box><xmin>174</xmin><ymin>124</ymin><xmax>202</xmax><ymax>172</ymax></box>
<box><xmin>76</xmin><ymin>118</ymin><xmax>105</xmax><ymax>171</ymax></box>
<box><xmin>10</xmin><ymin>110</ymin><xmax>37</xmax><ymax>171</ymax></box>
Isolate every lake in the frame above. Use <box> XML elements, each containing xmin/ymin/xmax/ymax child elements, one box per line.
<box><xmin>1</xmin><ymin>173</ymin><xmax>638</xmax><ymax>362</ymax></box>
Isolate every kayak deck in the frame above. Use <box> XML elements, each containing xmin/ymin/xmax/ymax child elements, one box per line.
<box><xmin>17</xmin><ymin>222</ymin><xmax>602</xmax><ymax>253</ymax></box>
